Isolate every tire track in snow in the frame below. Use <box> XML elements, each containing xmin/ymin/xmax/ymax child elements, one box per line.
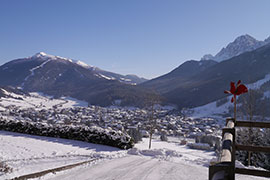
<box><xmin>46</xmin><ymin>155</ymin><xmax>211</xmax><ymax>180</ymax></box>
<box><xmin>11</xmin><ymin>158</ymin><xmax>99</xmax><ymax>180</ymax></box>
<box><xmin>3</xmin><ymin>154</ymin><xmax>94</xmax><ymax>163</ymax></box>
<box><xmin>94</xmin><ymin>157</ymin><xmax>152</xmax><ymax>180</ymax></box>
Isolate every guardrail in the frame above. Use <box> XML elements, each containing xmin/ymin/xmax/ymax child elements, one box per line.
<box><xmin>209</xmin><ymin>118</ymin><xmax>270</xmax><ymax>180</ymax></box>
<box><xmin>209</xmin><ymin>118</ymin><xmax>235</xmax><ymax>180</ymax></box>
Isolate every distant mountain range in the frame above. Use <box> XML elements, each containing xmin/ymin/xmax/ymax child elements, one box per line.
<box><xmin>141</xmin><ymin>35</ymin><xmax>270</xmax><ymax>108</ymax></box>
<box><xmin>1</xmin><ymin>34</ymin><xmax>270</xmax><ymax>109</ymax></box>
<box><xmin>0</xmin><ymin>52</ymin><xmax>153</xmax><ymax>107</ymax></box>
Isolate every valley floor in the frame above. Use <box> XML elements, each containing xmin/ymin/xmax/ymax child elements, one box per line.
<box><xmin>0</xmin><ymin>131</ymin><xmax>268</xmax><ymax>180</ymax></box>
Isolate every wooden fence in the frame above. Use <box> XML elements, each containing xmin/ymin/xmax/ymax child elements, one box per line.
<box><xmin>209</xmin><ymin>118</ymin><xmax>270</xmax><ymax>180</ymax></box>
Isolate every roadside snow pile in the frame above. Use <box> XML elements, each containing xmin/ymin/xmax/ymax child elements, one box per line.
<box><xmin>0</xmin><ymin>119</ymin><xmax>134</xmax><ymax>149</ymax></box>
<box><xmin>235</xmin><ymin>160</ymin><xmax>268</xmax><ymax>171</ymax></box>
<box><xmin>187</xmin><ymin>143</ymin><xmax>212</xmax><ymax>151</ymax></box>
<box><xmin>127</xmin><ymin>148</ymin><xmax>182</xmax><ymax>160</ymax></box>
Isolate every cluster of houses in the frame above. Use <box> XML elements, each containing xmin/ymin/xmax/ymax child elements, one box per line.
<box><xmin>0</xmin><ymin>104</ymin><xmax>221</xmax><ymax>141</ymax></box>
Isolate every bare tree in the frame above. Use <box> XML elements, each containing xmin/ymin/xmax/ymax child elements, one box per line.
<box><xmin>145</xmin><ymin>94</ymin><xmax>160</xmax><ymax>149</ymax></box>
<box><xmin>181</xmin><ymin>107</ymin><xmax>192</xmax><ymax>121</ymax></box>
<box><xmin>239</xmin><ymin>88</ymin><xmax>265</xmax><ymax>166</ymax></box>
<box><xmin>240</xmin><ymin>89</ymin><xmax>255</xmax><ymax>166</ymax></box>
<box><xmin>236</xmin><ymin>86</ymin><xmax>270</xmax><ymax>170</ymax></box>
<box><xmin>148</xmin><ymin>103</ymin><xmax>155</xmax><ymax>149</ymax></box>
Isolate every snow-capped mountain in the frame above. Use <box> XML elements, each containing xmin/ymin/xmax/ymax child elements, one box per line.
<box><xmin>143</xmin><ymin>41</ymin><xmax>270</xmax><ymax>109</ymax></box>
<box><xmin>0</xmin><ymin>52</ymin><xmax>154</xmax><ymax>107</ymax></box>
<box><xmin>29</xmin><ymin>52</ymin><xmax>147</xmax><ymax>85</ymax></box>
<box><xmin>201</xmin><ymin>34</ymin><xmax>270</xmax><ymax>62</ymax></box>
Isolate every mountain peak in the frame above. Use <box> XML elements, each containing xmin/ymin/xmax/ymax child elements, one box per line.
<box><xmin>32</xmin><ymin>52</ymin><xmax>57</xmax><ymax>59</ymax></box>
<box><xmin>264</xmin><ymin>36</ymin><xmax>270</xmax><ymax>43</ymax></box>
<box><xmin>234</xmin><ymin>34</ymin><xmax>256</xmax><ymax>41</ymax></box>
<box><xmin>232</xmin><ymin>34</ymin><xmax>258</xmax><ymax>45</ymax></box>
<box><xmin>36</xmin><ymin>52</ymin><xmax>47</xmax><ymax>56</ymax></box>
<box><xmin>202</xmin><ymin>34</ymin><xmax>268</xmax><ymax>62</ymax></box>
<box><xmin>201</xmin><ymin>54</ymin><xmax>214</xmax><ymax>61</ymax></box>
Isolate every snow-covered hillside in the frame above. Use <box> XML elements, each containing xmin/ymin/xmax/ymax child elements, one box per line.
<box><xmin>191</xmin><ymin>74</ymin><xmax>270</xmax><ymax>118</ymax></box>
<box><xmin>0</xmin><ymin>133</ymin><xmax>266</xmax><ymax>180</ymax></box>
<box><xmin>0</xmin><ymin>91</ymin><xmax>88</xmax><ymax>110</ymax></box>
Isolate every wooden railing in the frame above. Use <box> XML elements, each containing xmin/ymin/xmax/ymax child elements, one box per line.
<box><xmin>209</xmin><ymin>118</ymin><xmax>270</xmax><ymax>180</ymax></box>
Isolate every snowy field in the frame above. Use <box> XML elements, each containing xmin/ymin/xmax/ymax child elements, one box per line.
<box><xmin>0</xmin><ymin>132</ymin><xmax>268</xmax><ymax>180</ymax></box>
<box><xmin>0</xmin><ymin>130</ymin><xmax>125</xmax><ymax>179</ymax></box>
<box><xmin>0</xmin><ymin>91</ymin><xmax>88</xmax><ymax>110</ymax></box>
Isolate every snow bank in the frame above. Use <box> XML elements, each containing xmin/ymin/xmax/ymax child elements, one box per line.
<box><xmin>127</xmin><ymin>148</ymin><xmax>182</xmax><ymax>160</ymax></box>
<box><xmin>235</xmin><ymin>160</ymin><xmax>268</xmax><ymax>171</ymax></box>
<box><xmin>187</xmin><ymin>143</ymin><xmax>212</xmax><ymax>151</ymax></box>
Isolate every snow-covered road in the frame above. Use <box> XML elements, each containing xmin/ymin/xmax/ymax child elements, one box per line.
<box><xmin>43</xmin><ymin>138</ymin><xmax>268</xmax><ymax>180</ymax></box>
<box><xmin>47</xmin><ymin>155</ymin><xmax>208</xmax><ymax>180</ymax></box>
<box><xmin>45</xmin><ymin>155</ymin><xmax>268</xmax><ymax>180</ymax></box>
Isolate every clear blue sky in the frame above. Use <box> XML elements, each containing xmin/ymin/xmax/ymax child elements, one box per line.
<box><xmin>1</xmin><ymin>0</ymin><xmax>270</xmax><ymax>79</ymax></box>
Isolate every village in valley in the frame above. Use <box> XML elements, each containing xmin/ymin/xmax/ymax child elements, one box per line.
<box><xmin>0</xmin><ymin>94</ymin><xmax>221</xmax><ymax>146</ymax></box>
<box><xmin>1</xmin><ymin>1</ymin><xmax>270</xmax><ymax>179</ymax></box>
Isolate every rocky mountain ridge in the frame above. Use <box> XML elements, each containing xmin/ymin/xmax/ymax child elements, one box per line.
<box><xmin>201</xmin><ymin>34</ymin><xmax>270</xmax><ymax>62</ymax></box>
